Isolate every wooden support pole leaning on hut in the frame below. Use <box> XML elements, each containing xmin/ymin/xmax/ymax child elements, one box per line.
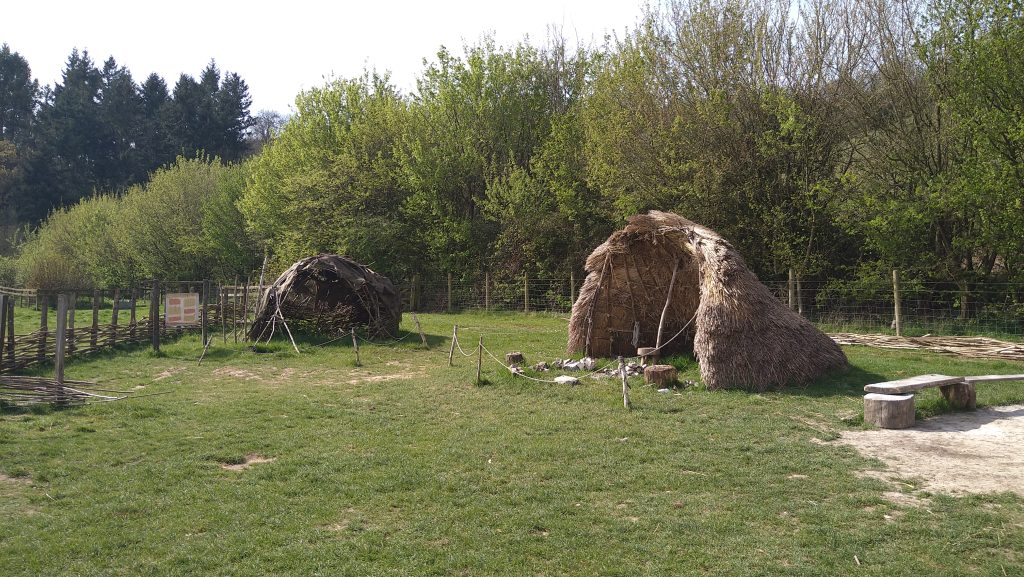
<box><xmin>448</xmin><ymin>324</ymin><xmax>458</xmax><ymax>367</ymax></box>
<box><xmin>655</xmin><ymin>259</ymin><xmax>680</xmax><ymax>353</ymax></box>
<box><xmin>54</xmin><ymin>294</ymin><xmax>68</xmax><ymax>405</ymax></box>
<box><xmin>150</xmin><ymin>281</ymin><xmax>160</xmax><ymax>352</ymax></box>
<box><xmin>892</xmin><ymin>269</ymin><xmax>902</xmax><ymax>337</ymax></box>
<box><xmin>38</xmin><ymin>294</ymin><xmax>48</xmax><ymax>364</ymax></box>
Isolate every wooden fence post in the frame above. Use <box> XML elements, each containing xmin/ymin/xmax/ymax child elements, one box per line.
<box><xmin>0</xmin><ymin>295</ymin><xmax>6</xmax><ymax>369</ymax></box>
<box><xmin>129</xmin><ymin>288</ymin><xmax>138</xmax><ymax>342</ymax></box>
<box><xmin>484</xmin><ymin>272</ymin><xmax>490</xmax><ymax>312</ymax></box>
<box><xmin>892</xmin><ymin>269</ymin><xmax>902</xmax><ymax>337</ymax></box>
<box><xmin>150</xmin><ymin>281</ymin><xmax>160</xmax><ymax>352</ymax></box>
<box><xmin>241</xmin><ymin>278</ymin><xmax>251</xmax><ymax>341</ymax></box>
<box><xmin>110</xmin><ymin>288</ymin><xmax>120</xmax><ymax>346</ymax></box>
<box><xmin>447</xmin><ymin>272</ymin><xmax>453</xmax><ymax>313</ymax></box>
<box><xmin>91</xmin><ymin>290</ymin><xmax>100</xmax><ymax>348</ymax></box>
<box><xmin>66</xmin><ymin>292</ymin><xmax>76</xmax><ymax>355</ymax></box>
<box><xmin>788</xmin><ymin>268</ymin><xmax>796</xmax><ymax>310</ymax></box>
<box><xmin>524</xmin><ymin>273</ymin><xmax>529</xmax><ymax>313</ymax></box>
<box><xmin>55</xmin><ymin>294</ymin><xmax>68</xmax><ymax>405</ymax></box>
<box><xmin>38</xmin><ymin>293</ymin><xmax>48</xmax><ymax>364</ymax></box>
<box><xmin>202</xmin><ymin>280</ymin><xmax>210</xmax><ymax>346</ymax></box>
<box><xmin>570</xmin><ymin>271</ymin><xmax>576</xmax><ymax>308</ymax></box>
<box><xmin>220</xmin><ymin>285</ymin><xmax>227</xmax><ymax>344</ymax></box>
<box><xmin>5</xmin><ymin>298</ymin><xmax>14</xmax><ymax>365</ymax></box>
<box><xmin>796</xmin><ymin>274</ymin><xmax>803</xmax><ymax>315</ymax></box>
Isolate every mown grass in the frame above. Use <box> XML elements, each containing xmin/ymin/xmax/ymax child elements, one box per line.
<box><xmin>1</xmin><ymin>312</ymin><xmax>1022</xmax><ymax>576</ymax></box>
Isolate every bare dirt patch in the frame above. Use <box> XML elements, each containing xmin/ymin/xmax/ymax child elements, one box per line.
<box><xmin>219</xmin><ymin>454</ymin><xmax>276</xmax><ymax>471</ymax></box>
<box><xmin>212</xmin><ymin>367</ymin><xmax>263</xmax><ymax>381</ymax></box>
<box><xmin>154</xmin><ymin>367</ymin><xmax>186</xmax><ymax>381</ymax></box>
<box><xmin>0</xmin><ymin>473</ymin><xmax>30</xmax><ymax>485</ymax></box>
<box><xmin>836</xmin><ymin>405</ymin><xmax>1024</xmax><ymax>496</ymax></box>
<box><xmin>346</xmin><ymin>371</ymin><xmax>420</xmax><ymax>385</ymax></box>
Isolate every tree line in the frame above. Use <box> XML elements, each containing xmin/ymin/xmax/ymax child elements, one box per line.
<box><xmin>5</xmin><ymin>0</ymin><xmax>1024</xmax><ymax>312</ymax></box>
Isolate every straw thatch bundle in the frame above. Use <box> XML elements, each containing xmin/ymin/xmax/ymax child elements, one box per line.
<box><xmin>568</xmin><ymin>211</ymin><xmax>848</xmax><ymax>390</ymax></box>
<box><xmin>248</xmin><ymin>254</ymin><xmax>402</xmax><ymax>341</ymax></box>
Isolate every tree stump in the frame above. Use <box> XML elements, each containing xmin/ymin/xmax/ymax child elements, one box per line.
<box><xmin>940</xmin><ymin>382</ymin><xmax>976</xmax><ymax>410</ymax></box>
<box><xmin>644</xmin><ymin>364</ymin><xmax>678</xmax><ymax>388</ymax></box>
<box><xmin>864</xmin><ymin>393</ymin><xmax>915</xmax><ymax>429</ymax></box>
<box><xmin>505</xmin><ymin>352</ymin><xmax>525</xmax><ymax>366</ymax></box>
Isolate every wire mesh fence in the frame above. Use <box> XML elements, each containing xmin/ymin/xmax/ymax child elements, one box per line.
<box><xmin>403</xmin><ymin>273</ymin><xmax>1024</xmax><ymax>340</ymax></box>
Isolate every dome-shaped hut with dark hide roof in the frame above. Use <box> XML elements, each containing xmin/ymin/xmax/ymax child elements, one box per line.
<box><xmin>568</xmin><ymin>211</ymin><xmax>847</xmax><ymax>390</ymax></box>
<box><xmin>248</xmin><ymin>254</ymin><xmax>402</xmax><ymax>341</ymax></box>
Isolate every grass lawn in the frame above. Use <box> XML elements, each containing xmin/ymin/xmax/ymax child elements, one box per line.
<box><xmin>1</xmin><ymin>312</ymin><xmax>1022</xmax><ymax>576</ymax></box>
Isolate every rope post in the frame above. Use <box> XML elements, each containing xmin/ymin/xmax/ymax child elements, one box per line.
<box><xmin>476</xmin><ymin>335</ymin><xmax>483</xmax><ymax>385</ymax></box>
<box><xmin>413</xmin><ymin>312</ymin><xmax>428</xmax><ymax>348</ymax></box>
<box><xmin>619</xmin><ymin>356</ymin><xmax>631</xmax><ymax>411</ymax></box>
<box><xmin>892</xmin><ymin>269</ymin><xmax>902</xmax><ymax>337</ymax></box>
<box><xmin>447</xmin><ymin>324</ymin><xmax>458</xmax><ymax>367</ymax></box>
<box><xmin>351</xmin><ymin>328</ymin><xmax>361</xmax><ymax>366</ymax></box>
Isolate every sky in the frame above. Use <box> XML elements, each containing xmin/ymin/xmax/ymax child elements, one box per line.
<box><xmin>2</xmin><ymin>0</ymin><xmax>646</xmax><ymax>115</ymax></box>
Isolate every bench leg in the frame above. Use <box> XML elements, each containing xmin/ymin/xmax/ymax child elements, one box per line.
<box><xmin>940</xmin><ymin>382</ymin><xmax>976</xmax><ymax>410</ymax></box>
<box><xmin>864</xmin><ymin>393</ymin><xmax>916</xmax><ymax>429</ymax></box>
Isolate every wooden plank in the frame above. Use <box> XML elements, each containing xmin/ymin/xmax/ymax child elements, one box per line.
<box><xmin>963</xmin><ymin>374</ymin><xmax>1024</xmax><ymax>384</ymax></box>
<box><xmin>863</xmin><ymin>374</ymin><xmax>964</xmax><ymax>394</ymax></box>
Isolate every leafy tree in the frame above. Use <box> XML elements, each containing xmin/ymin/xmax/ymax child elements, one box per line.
<box><xmin>241</xmin><ymin>73</ymin><xmax>414</xmax><ymax>277</ymax></box>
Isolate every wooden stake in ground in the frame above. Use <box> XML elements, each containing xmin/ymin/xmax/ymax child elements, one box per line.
<box><xmin>150</xmin><ymin>281</ymin><xmax>160</xmax><ymax>352</ymax></box>
<box><xmin>413</xmin><ymin>312</ymin><xmax>428</xmax><ymax>348</ymax></box>
<box><xmin>619</xmin><ymin>356</ymin><xmax>631</xmax><ymax>410</ymax></box>
<box><xmin>351</xmin><ymin>328</ymin><xmax>361</xmax><ymax>366</ymax></box>
<box><xmin>448</xmin><ymin>324</ymin><xmax>458</xmax><ymax>367</ymax></box>
<box><xmin>91</xmin><ymin>290</ymin><xmax>100</xmax><ymax>348</ymax></box>
<box><xmin>476</xmin><ymin>336</ymin><xmax>483</xmax><ymax>385</ymax></box>
<box><xmin>892</xmin><ymin>269</ymin><xmax>902</xmax><ymax>337</ymax></box>
<box><xmin>38</xmin><ymin>294</ymin><xmax>48</xmax><ymax>364</ymax></box>
<box><xmin>0</xmin><ymin>295</ymin><xmax>6</xmax><ymax>369</ymax></box>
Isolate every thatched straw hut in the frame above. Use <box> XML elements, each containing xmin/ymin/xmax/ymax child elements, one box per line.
<box><xmin>568</xmin><ymin>211</ymin><xmax>847</xmax><ymax>390</ymax></box>
<box><xmin>248</xmin><ymin>254</ymin><xmax>402</xmax><ymax>341</ymax></box>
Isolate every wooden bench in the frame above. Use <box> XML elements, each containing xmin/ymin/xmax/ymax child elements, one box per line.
<box><xmin>863</xmin><ymin>373</ymin><xmax>1024</xmax><ymax>429</ymax></box>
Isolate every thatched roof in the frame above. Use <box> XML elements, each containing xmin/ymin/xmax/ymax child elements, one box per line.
<box><xmin>248</xmin><ymin>254</ymin><xmax>402</xmax><ymax>341</ymax></box>
<box><xmin>568</xmin><ymin>211</ymin><xmax>848</xmax><ymax>390</ymax></box>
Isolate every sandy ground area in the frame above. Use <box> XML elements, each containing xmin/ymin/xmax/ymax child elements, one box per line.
<box><xmin>836</xmin><ymin>405</ymin><xmax>1024</xmax><ymax>496</ymax></box>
